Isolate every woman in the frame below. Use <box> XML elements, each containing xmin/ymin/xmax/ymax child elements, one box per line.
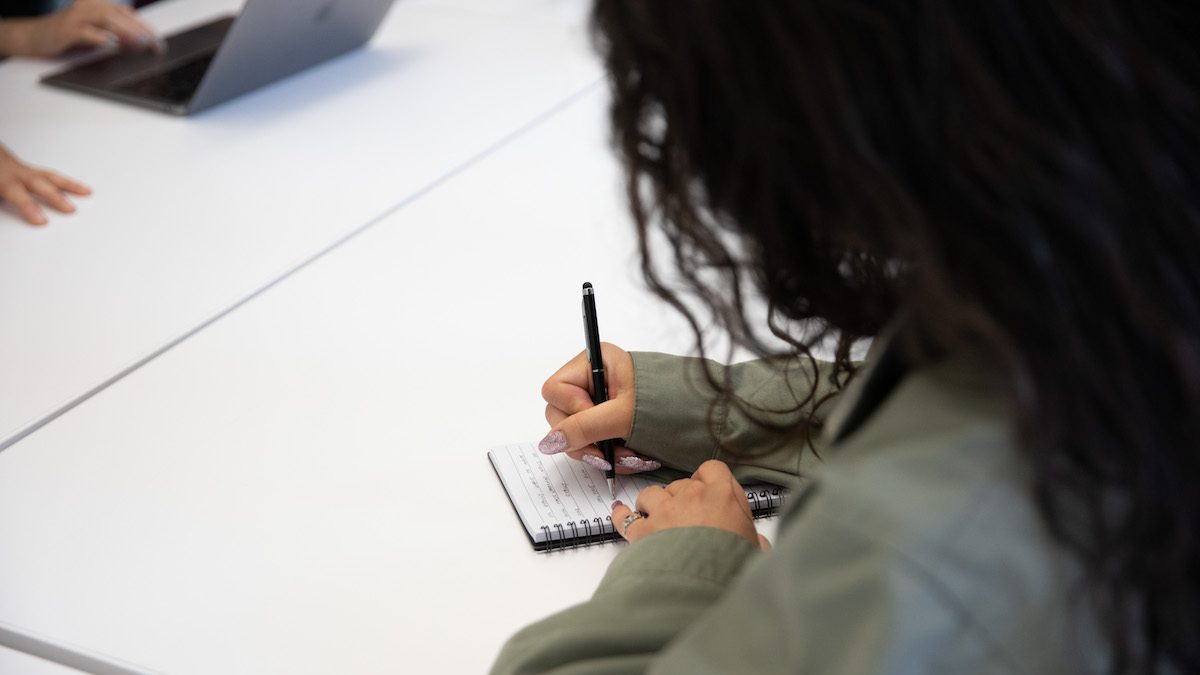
<box><xmin>493</xmin><ymin>1</ymin><xmax>1198</xmax><ymax>673</ymax></box>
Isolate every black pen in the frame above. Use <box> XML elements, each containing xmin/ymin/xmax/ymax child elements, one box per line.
<box><xmin>582</xmin><ymin>282</ymin><xmax>617</xmax><ymax>498</ymax></box>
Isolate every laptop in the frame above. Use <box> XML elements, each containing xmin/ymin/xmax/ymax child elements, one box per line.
<box><xmin>41</xmin><ymin>0</ymin><xmax>396</xmax><ymax>115</ymax></box>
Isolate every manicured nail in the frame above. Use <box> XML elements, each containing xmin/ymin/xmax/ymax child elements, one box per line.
<box><xmin>581</xmin><ymin>454</ymin><xmax>612</xmax><ymax>472</ymax></box>
<box><xmin>537</xmin><ymin>430</ymin><xmax>568</xmax><ymax>455</ymax></box>
<box><xmin>611</xmin><ymin>500</ymin><xmax>624</xmax><ymax>510</ymax></box>
<box><xmin>617</xmin><ymin>455</ymin><xmax>661</xmax><ymax>472</ymax></box>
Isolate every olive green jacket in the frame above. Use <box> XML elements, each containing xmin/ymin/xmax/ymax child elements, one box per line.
<box><xmin>492</xmin><ymin>336</ymin><xmax>1105</xmax><ymax>674</ymax></box>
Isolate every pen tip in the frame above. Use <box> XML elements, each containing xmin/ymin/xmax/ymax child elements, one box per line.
<box><xmin>607</xmin><ymin>476</ymin><xmax>616</xmax><ymax>499</ymax></box>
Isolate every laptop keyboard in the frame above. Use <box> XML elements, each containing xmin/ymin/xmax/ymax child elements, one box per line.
<box><xmin>117</xmin><ymin>53</ymin><xmax>216</xmax><ymax>104</ymax></box>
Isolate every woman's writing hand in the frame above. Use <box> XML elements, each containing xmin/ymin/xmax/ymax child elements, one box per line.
<box><xmin>0</xmin><ymin>0</ymin><xmax>161</xmax><ymax>58</ymax></box>
<box><xmin>612</xmin><ymin>460</ymin><xmax>770</xmax><ymax>549</ymax></box>
<box><xmin>537</xmin><ymin>342</ymin><xmax>661</xmax><ymax>474</ymax></box>
<box><xmin>0</xmin><ymin>145</ymin><xmax>90</xmax><ymax>226</ymax></box>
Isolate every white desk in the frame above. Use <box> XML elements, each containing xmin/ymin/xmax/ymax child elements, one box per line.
<box><xmin>0</xmin><ymin>0</ymin><xmax>601</xmax><ymax>450</ymax></box>
<box><xmin>0</xmin><ymin>82</ymin><xmax>791</xmax><ymax>674</ymax></box>
<box><xmin>0</xmin><ymin>645</ymin><xmax>84</xmax><ymax>675</ymax></box>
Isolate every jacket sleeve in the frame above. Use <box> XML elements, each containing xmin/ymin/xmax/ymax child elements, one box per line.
<box><xmin>639</xmin><ymin>496</ymin><xmax>1004</xmax><ymax>675</ymax></box>
<box><xmin>625</xmin><ymin>352</ymin><xmax>843</xmax><ymax>489</ymax></box>
<box><xmin>490</xmin><ymin>487</ymin><xmax>1006</xmax><ymax>675</ymax></box>
<box><xmin>490</xmin><ymin>526</ymin><xmax>759</xmax><ymax>675</ymax></box>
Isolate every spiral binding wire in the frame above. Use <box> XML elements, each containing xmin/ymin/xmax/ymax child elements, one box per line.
<box><xmin>538</xmin><ymin>489</ymin><xmax>786</xmax><ymax>552</ymax></box>
<box><xmin>747</xmin><ymin>486</ymin><xmax>786</xmax><ymax>515</ymax></box>
<box><xmin>539</xmin><ymin>515</ymin><xmax>616</xmax><ymax>551</ymax></box>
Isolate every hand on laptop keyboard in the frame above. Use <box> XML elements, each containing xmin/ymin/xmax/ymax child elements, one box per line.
<box><xmin>0</xmin><ymin>0</ymin><xmax>163</xmax><ymax>58</ymax></box>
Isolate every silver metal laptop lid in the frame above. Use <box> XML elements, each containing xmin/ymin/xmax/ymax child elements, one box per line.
<box><xmin>189</xmin><ymin>0</ymin><xmax>396</xmax><ymax>113</ymax></box>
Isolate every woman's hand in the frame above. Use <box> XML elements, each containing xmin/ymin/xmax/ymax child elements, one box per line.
<box><xmin>612</xmin><ymin>460</ymin><xmax>770</xmax><ymax>549</ymax></box>
<box><xmin>0</xmin><ymin>0</ymin><xmax>161</xmax><ymax>58</ymax></box>
<box><xmin>537</xmin><ymin>342</ymin><xmax>662</xmax><ymax>474</ymax></box>
<box><xmin>0</xmin><ymin>145</ymin><xmax>91</xmax><ymax>226</ymax></box>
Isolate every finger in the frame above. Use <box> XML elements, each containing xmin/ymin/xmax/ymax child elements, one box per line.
<box><xmin>692</xmin><ymin>461</ymin><xmax>752</xmax><ymax>520</ymax></box>
<box><xmin>541</xmin><ymin>351</ymin><xmax>597</xmax><ymax>413</ymax></box>
<box><xmin>543</xmin><ymin>350</ymin><xmax>592</xmax><ymax>391</ymax></box>
<box><xmin>634</xmin><ymin>485</ymin><xmax>669</xmax><ymax>515</ymax></box>
<box><xmin>42</xmin><ymin>171</ymin><xmax>91</xmax><ymax>196</ymax></box>
<box><xmin>692</xmin><ymin>459</ymin><xmax>735</xmax><ymax>484</ymax></box>
<box><xmin>2</xmin><ymin>185</ymin><xmax>48</xmax><ymax>225</ymax></box>
<box><xmin>547</xmin><ymin>405</ymin><xmax>598</xmax><ymax>459</ymax></box>
<box><xmin>575</xmin><ymin>451</ymin><xmax>611</xmax><ymax>473</ymax></box>
<box><xmin>664</xmin><ymin>478</ymin><xmax>693</xmax><ymax>496</ymax></box>
<box><xmin>612</xmin><ymin>451</ymin><xmax>662</xmax><ymax>474</ymax></box>
<box><xmin>27</xmin><ymin>177</ymin><xmax>75</xmax><ymax>213</ymax></box>
<box><xmin>546</xmin><ymin>404</ymin><xmax>655</xmax><ymax>471</ymax></box>
<box><xmin>757</xmin><ymin>534</ymin><xmax>772</xmax><ymax>551</ymax></box>
<box><xmin>545</xmin><ymin>403</ymin><xmax>567</xmax><ymax>432</ymax></box>
<box><xmin>552</xmin><ymin>403</ymin><xmax>630</xmax><ymax>453</ymax></box>
<box><xmin>565</xmin><ymin>445</ymin><xmax>659</xmax><ymax>475</ymax></box>
<box><xmin>117</xmin><ymin>4</ymin><xmax>166</xmax><ymax>54</ymax></box>
<box><xmin>564</xmin><ymin>447</ymin><xmax>596</xmax><ymax>461</ymax></box>
<box><xmin>547</xmin><ymin>404</ymin><xmax>657</xmax><ymax>472</ymax></box>
<box><xmin>610</xmin><ymin>500</ymin><xmax>650</xmax><ymax>542</ymax></box>
<box><xmin>73</xmin><ymin>25</ymin><xmax>114</xmax><ymax>50</ymax></box>
<box><xmin>108</xmin><ymin>7</ymin><xmax>156</xmax><ymax>45</ymax></box>
<box><xmin>102</xmin><ymin>7</ymin><xmax>156</xmax><ymax>50</ymax></box>
<box><xmin>732</xmin><ymin>477</ymin><xmax>754</xmax><ymax>520</ymax></box>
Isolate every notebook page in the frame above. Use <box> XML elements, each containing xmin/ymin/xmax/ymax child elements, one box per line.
<box><xmin>489</xmin><ymin>443</ymin><xmax>659</xmax><ymax>545</ymax></box>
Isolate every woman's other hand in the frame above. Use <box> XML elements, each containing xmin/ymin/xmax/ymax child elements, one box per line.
<box><xmin>612</xmin><ymin>460</ymin><xmax>769</xmax><ymax>549</ymax></box>
<box><xmin>537</xmin><ymin>342</ymin><xmax>661</xmax><ymax>474</ymax></box>
<box><xmin>0</xmin><ymin>145</ymin><xmax>90</xmax><ymax>226</ymax></box>
<box><xmin>0</xmin><ymin>0</ymin><xmax>162</xmax><ymax>58</ymax></box>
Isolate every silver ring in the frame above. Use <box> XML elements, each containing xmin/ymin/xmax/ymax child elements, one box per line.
<box><xmin>621</xmin><ymin>511</ymin><xmax>644</xmax><ymax>535</ymax></box>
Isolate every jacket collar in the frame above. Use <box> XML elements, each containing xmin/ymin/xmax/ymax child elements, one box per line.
<box><xmin>821</xmin><ymin>318</ymin><xmax>911</xmax><ymax>446</ymax></box>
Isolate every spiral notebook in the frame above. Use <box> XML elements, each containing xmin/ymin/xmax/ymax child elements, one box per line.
<box><xmin>488</xmin><ymin>443</ymin><xmax>786</xmax><ymax>552</ymax></box>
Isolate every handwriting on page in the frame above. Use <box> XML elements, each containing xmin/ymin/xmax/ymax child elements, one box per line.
<box><xmin>495</xmin><ymin>443</ymin><xmax>659</xmax><ymax>539</ymax></box>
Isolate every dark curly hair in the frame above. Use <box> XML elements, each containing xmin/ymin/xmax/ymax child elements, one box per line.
<box><xmin>591</xmin><ymin>1</ymin><xmax>1200</xmax><ymax>672</ymax></box>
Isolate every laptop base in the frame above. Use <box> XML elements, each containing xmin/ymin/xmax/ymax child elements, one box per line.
<box><xmin>41</xmin><ymin>16</ymin><xmax>235</xmax><ymax>116</ymax></box>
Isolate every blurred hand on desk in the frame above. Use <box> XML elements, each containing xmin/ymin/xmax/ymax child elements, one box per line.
<box><xmin>0</xmin><ymin>145</ymin><xmax>90</xmax><ymax>226</ymax></box>
<box><xmin>0</xmin><ymin>0</ymin><xmax>161</xmax><ymax>58</ymax></box>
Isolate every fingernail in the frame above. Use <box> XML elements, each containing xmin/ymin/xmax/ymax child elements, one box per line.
<box><xmin>617</xmin><ymin>455</ymin><xmax>661</xmax><ymax>472</ymax></box>
<box><xmin>581</xmin><ymin>454</ymin><xmax>612</xmax><ymax>472</ymax></box>
<box><xmin>611</xmin><ymin>500</ymin><xmax>624</xmax><ymax>510</ymax></box>
<box><xmin>537</xmin><ymin>430</ymin><xmax>568</xmax><ymax>455</ymax></box>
